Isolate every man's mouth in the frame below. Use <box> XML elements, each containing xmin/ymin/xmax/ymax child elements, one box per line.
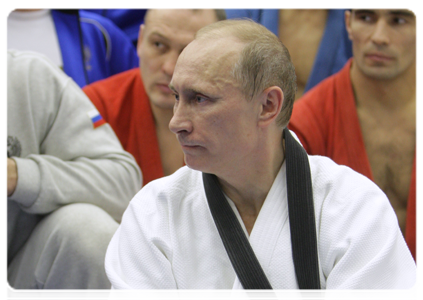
<box><xmin>365</xmin><ymin>53</ymin><xmax>394</xmax><ymax>62</ymax></box>
<box><xmin>156</xmin><ymin>83</ymin><xmax>172</xmax><ymax>93</ymax></box>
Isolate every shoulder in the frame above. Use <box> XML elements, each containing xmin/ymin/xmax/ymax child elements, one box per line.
<box><xmin>83</xmin><ymin>68</ymin><xmax>141</xmax><ymax>99</ymax></box>
<box><xmin>139</xmin><ymin>166</ymin><xmax>203</xmax><ymax>198</ymax></box>
<box><xmin>288</xmin><ymin>72</ymin><xmax>341</xmax><ymax>149</ymax></box>
<box><xmin>8</xmin><ymin>50</ymin><xmax>66</xmax><ymax>77</ymax></box>
<box><xmin>310</xmin><ymin>155</ymin><xmax>380</xmax><ymax>195</ymax></box>
<box><xmin>84</xmin><ymin>68</ymin><xmax>140</xmax><ymax>89</ymax></box>
<box><xmin>308</xmin><ymin>154</ymin><xmax>399</xmax><ymax>250</ymax></box>
<box><xmin>130</xmin><ymin>166</ymin><xmax>204</xmax><ymax>212</ymax></box>
<box><xmin>296</xmin><ymin>72</ymin><xmax>340</xmax><ymax>108</ymax></box>
<box><xmin>309</xmin><ymin>155</ymin><xmax>390</xmax><ymax>214</ymax></box>
<box><xmin>290</xmin><ymin>62</ymin><xmax>351</xmax><ymax>127</ymax></box>
<box><xmin>78</xmin><ymin>10</ymin><xmax>121</xmax><ymax>31</ymax></box>
<box><xmin>78</xmin><ymin>10</ymin><xmax>135</xmax><ymax>49</ymax></box>
<box><xmin>8</xmin><ymin>50</ymin><xmax>71</xmax><ymax>94</ymax></box>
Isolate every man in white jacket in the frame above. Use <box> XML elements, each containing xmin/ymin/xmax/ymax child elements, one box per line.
<box><xmin>105</xmin><ymin>19</ymin><xmax>416</xmax><ymax>289</ymax></box>
<box><xmin>7</xmin><ymin>50</ymin><xmax>141</xmax><ymax>288</ymax></box>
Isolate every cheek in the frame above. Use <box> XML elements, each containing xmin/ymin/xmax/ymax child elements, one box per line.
<box><xmin>349</xmin><ymin>27</ymin><xmax>369</xmax><ymax>48</ymax></box>
<box><xmin>213</xmin><ymin>114</ymin><xmax>252</xmax><ymax>143</ymax></box>
<box><xmin>144</xmin><ymin>59</ymin><xmax>160</xmax><ymax>74</ymax></box>
<box><xmin>140</xmin><ymin>47</ymin><xmax>162</xmax><ymax>73</ymax></box>
<box><xmin>401</xmin><ymin>37</ymin><xmax>416</xmax><ymax>57</ymax></box>
<box><xmin>140</xmin><ymin>61</ymin><xmax>161</xmax><ymax>90</ymax></box>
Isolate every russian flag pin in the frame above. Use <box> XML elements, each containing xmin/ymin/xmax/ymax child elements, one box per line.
<box><xmin>87</xmin><ymin>109</ymin><xmax>106</xmax><ymax>129</ymax></box>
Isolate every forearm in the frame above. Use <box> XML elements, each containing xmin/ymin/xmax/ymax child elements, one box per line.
<box><xmin>9</xmin><ymin>153</ymin><xmax>141</xmax><ymax>222</ymax></box>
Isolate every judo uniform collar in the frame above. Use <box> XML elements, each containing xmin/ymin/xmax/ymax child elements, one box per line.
<box><xmin>202</xmin><ymin>127</ymin><xmax>321</xmax><ymax>289</ymax></box>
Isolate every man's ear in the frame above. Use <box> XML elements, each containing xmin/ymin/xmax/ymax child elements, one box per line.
<box><xmin>258</xmin><ymin>86</ymin><xmax>284</xmax><ymax>128</ymax></box>
<box><xmin>345</xmin><ymin>10</ymin><xmax>353</xmax><ymax>41</ymax></box>
<box><xmin>136</xmin><ymin>24</ymin><xmax>145</xmax><ymax>58</ymax></box>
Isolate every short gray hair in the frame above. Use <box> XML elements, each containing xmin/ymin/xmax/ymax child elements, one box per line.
<box><xmin>195</xmin><ymin>19</ymin><xmax>297</xmax><ymax>128</ymax></box>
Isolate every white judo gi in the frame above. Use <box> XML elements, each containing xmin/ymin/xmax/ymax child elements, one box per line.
<box><xmin>105</xmin><ymin>155</ymin><xmax>416</xmax><ymax>289</ymax></box>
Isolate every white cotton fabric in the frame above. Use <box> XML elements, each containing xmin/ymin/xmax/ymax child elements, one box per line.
<box><xmin>105</xmin><ymin>155</ymin><xmax>416</xmax><ymax>289</ymax></box>
<box><xmin>8</xmin><ymin>10</ymin><xmax>63</xmax><ymax>67</ymax></box>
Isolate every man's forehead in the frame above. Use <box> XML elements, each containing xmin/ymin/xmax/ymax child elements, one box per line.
<box><xmin>171</xmin><ymin>37</ymin><xmax>243</xmax><ymax>91</ymax></box>
<box><xmin>195</xmin><ymin>35</ymin><xmax>243</xmax><ymax>57</ymax></box>
<box><xmin>180</xmin><ymin>37</ymin><xmax>242</xmax><ymax>72</ymax></box>
<box><xmin>142</xmin><ymin>10</ymin><xmax>217</xmax><ymax>49</ymax></box>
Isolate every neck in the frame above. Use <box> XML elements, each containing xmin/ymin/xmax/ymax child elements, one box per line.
<box><xmin>218</xmin><ymin>129</ymin><xmax>285</xmax><ymax>216</ymax></box>
<box><xmin>350</xmin><ymin>60</ymin><xmax>416</xmax><ymax>112</ymax></box>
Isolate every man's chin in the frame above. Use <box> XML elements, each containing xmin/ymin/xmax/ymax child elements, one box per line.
<box><xmin>149</xmin><ymin>94</ymin><xmax>176</xmax><ymax>110</ymax></box>
<box><xmin>184</xmin><ymin>159</ymin><xmax>210</xmax><ymax>174</ymax></box>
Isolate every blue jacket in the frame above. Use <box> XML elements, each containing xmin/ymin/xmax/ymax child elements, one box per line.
<box><xmin>225</xmin><ymin>9</ymin><xmax>352</xmax><ymax>93</ymax></box>
<box><xmin>52</xmin><ymin>10</ymin><xmax>139</xmax><ymax>87</ymax></box>
<box><xmin>82</xmin><ymin>9</ymin><xmax>147</xmax><ymax>48</ymax></box>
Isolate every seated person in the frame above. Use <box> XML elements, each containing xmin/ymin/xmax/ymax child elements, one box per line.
<box><xmin>83</xmin><ymin>9</ymin><xmax>226</xmax><ymax>186</ymax></box>
<box><xmin>289</xmin><ymin>9</ymin><xmax>416</xmax><ymax>260</ymax></box>
<box><xmin>7</xmin><ymin>49</ymin><xmax>141</xmax><ymax>288</ymax></box>
<box><xmin>105</xmin><ymin>19</ymin><xmax>415</xmax><ymax>289</ymax></box>
<box><xmin>8</xmin><ymin>9</ymin><xmax>138</xmax><ymax>87</ymax></box>
<box><xmin>225</xmin><ymin>9</ymin><xmax>352</xmax><ymax>99</ymax></box>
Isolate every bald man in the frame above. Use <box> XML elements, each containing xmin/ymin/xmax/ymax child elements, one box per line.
<box><xmin>83</xmin><ymin>9</ymin><xmax>225</xmax><ymax>186</ymax></box>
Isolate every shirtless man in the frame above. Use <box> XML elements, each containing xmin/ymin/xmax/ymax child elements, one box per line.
<box><xmin>226</xmin><ymin>9</ymin><xmax>352</xmax><ymax>99</ymax></box>
<box><xmin>289</xmin><ymin>9</ymin><xmax>416</xmax><ymax>259</ymax></box>
<box><xmin>278</xmin><ymin>10</ymin><xmax>330</xmax><ymax>99</ymax></box>
<box><xmin>83</xmin><ymin>9</ymin><xmax>225</xmax><ymax>185</ymax></box>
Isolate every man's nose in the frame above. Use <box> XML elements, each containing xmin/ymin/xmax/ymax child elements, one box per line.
<box><xmin>162</xmin><ymin>52</ymin><xmax>179</xmax><ymax>77</ymax></box>
<box><xmin>169</xmin><ymin>100</ymin><xmax>193</xmax><ymax>135</ymax></box>
<box><xmin>371</xmin><ymin>19</ymin><xmax>391</xmax><ymax>46</ymax></box>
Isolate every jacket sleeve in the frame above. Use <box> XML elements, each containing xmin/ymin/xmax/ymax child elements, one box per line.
<box><xmin>8</xmin><ymin>51</ymin><xmax>142</xmax><ymax>222</ymax></box>
<box><xmin>105</xmin><ymin>185</ymin><xmax>177</xmax><ymax>289</ymax></box>
<box><xmin>314</xmin><ymin>161</ymin><xmax>416</xmax><ymax>289</ymax></box>
<box><xmin>92</xmin><ymin>13</ymin><xmax>140</xmax><ymax>75</ymax></box>
<box><xmin>79</xmin><ymin>10</ymin><xmax>139</xmax><ymax>82</ymax></box>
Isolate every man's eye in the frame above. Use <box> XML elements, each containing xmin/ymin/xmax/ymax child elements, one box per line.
<box><xmin>196</xmin><ymin>96</ymin><xmax>207</xmax><ymax>103</ymax></box>
<box><xmin>393</xmin><ymin>17</ymin><xmax>406</xmax><ymax>25</ymax></box>
<box><xmin>153</xmin><ymin>41</ymin><xmax>166</xmax><ymax>50</ymax></box>
<box><xmin>359</xmin><ymin>15</ymin><xmax>373</xmax><ymax>22</ymax></box>
<box><xmin>174</xmin><ymin>94</ymin><xmax>180</xmax><ymax>101</ymax></box>
<box><xmin>355</xmin><ymin>12</ymin><xmax>375</xmax><ymax>23</ymax></box>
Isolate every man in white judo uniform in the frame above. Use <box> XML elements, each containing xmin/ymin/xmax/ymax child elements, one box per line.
<box><xmin>105</xmin><ymin>19</ymin><xmax>416</xmax><ymax>289</ymax></box>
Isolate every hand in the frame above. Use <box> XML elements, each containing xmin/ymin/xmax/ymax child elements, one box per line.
<box><xmin>8</xmin><ymin>158</ymin><xmax>18</xmax><ymax>196</ymax></box>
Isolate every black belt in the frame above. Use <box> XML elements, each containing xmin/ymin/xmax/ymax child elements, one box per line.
<box><xmin>203</xmin><ymin>127</ymin><xmax>320</xmax><ymax>289</ymax></box>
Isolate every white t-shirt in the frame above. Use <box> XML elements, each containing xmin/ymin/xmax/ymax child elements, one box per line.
<box><xmin>8</xmin><ymin>9</ymin><xmax>63</xmax><ymax>67</ymax></box>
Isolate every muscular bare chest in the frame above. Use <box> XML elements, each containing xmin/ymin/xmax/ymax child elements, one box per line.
<box><xmin>357</xmin><ymin>107</ymin><xmax>415</xmax><ymax>233</ymax></box>
<box><xmin>278</xmin><ymin>10</ymin><xmax>328</xmax><ymax>99</ymax></box>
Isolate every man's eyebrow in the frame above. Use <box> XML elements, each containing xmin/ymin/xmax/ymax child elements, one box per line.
<box><xmin>353</xmin><ymin>9</ymin><xmax>415</xmax><ymax>19</ymax></box>
<box><xmin>354</xmin><ymin>9</ymin><xmax>376</xmax><ymax>15</ymax></box>
<box><xmin>388</xmin><ymin>10</ymin><xmax>415</xmax><ymax>17</ymax></box>
<box><xmin>149</xmin><ymin>31</ymin><xmax>171</xmax><ymax>42</ymax></box>
<box><xmin>167</xmin><ymin>84</ymin><xmax>206</xmax><ymax>97</ymax></box>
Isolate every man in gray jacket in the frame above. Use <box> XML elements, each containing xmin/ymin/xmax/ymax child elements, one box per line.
<box><xmin>7</xmin><ymin>49</ymin><xmax>142</xmax><ymax>288</ymax></box>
